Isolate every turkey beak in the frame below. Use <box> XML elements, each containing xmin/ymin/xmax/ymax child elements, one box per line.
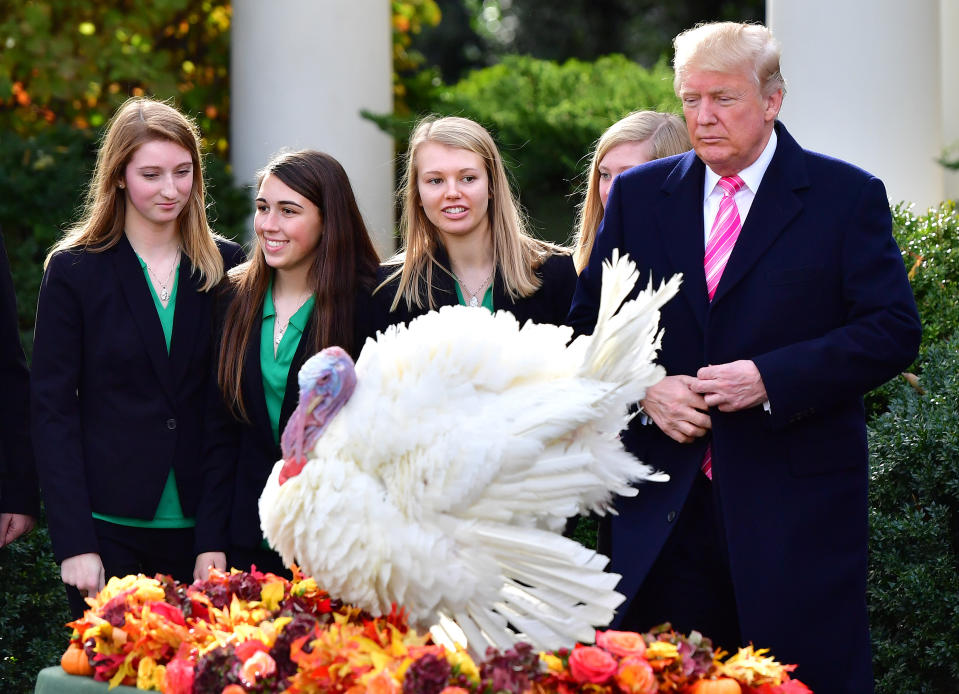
<box><xmin>305</xmin><ymin>392</ymin><xmax>327</xmax><ymax>415</ymax></box>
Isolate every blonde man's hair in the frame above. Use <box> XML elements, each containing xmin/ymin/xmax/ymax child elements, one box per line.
<box><xmin>46</xmin><ymin>96</ymin><xmax>225</xmax><ymax>290</ymax></box>
<box><xmin>673</xmin><ymin>21</ymin><xmax>787</xmax><ymax>99</ymax></box>
<box><xmin>383</xmin><ymin>115</ymin><xmax>566</xmax><ymax>311</ymax></box>
<box><xmin>573</xmin><ymin>111</ymin><xmax>691</xmax><ymax>273</ymax></box>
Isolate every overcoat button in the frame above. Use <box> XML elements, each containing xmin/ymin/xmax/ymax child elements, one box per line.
<box><xmin>166</xmin><ymin>418</ymin><xmax>177</xmax><ymax>430</ymax></box>
<box><xmin>667</xmin><ymin>510</ymin><xmax>677</xmax><ymax>523</ymax></box>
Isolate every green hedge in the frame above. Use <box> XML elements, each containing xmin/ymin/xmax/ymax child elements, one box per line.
<box><xmin>892</xmin><ymin>201</ymin><xmax>959</xmax><ymax>356</ymax></box>
<box><xmin>0</xmin><ymin>519</ymin><xmax>71</xmax><ymax>693</ymax></box>
<box><xmin>866</xmin><ymin>201</ymin><xmax>959</xmax><ymax>419</ymax></box>
<box><xmin>867</xmin><ymin>333</ymin><xmax>959</xmax><ymax>693</ymax></box>
<box><xmin>365</xmin><ymin>54</ymin><xmax>682</xmax><ymax>241</ymax></box>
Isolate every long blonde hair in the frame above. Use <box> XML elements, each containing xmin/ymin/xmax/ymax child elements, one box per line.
<box><xmin>573</xmin><ymin>111</ymin><xmax>690</xmax><ymax>273</ymax></box>
<box><xmin>46</xmin><ymin>96</ymin><xmax>225</xmax><ymax>290</ymax></box>
<box><xmin>383</xmin><ymin>115</ymin><xmax>565</xmax><ymax>311</ymax></box>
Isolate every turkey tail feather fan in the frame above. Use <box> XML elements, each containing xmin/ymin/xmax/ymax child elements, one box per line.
<box><xmin>259</xmin><ymin>252</ymin><xmax>681</xmax><ymax>654</ymax></box>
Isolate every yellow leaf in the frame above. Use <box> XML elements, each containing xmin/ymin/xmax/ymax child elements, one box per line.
<box><xmin>260</xmin><ymin>580</ymin><xmax>285</xmax><ymax>611</ymax></box>
<box><xmin>108</xmin><ymin>654</ymin><xmax>136</xmax><ymax>689</ymax></box>
<box><xmin>646</xmin><ymin>641</ymin><xmax>680</xmax><ymax>660</ymax></box>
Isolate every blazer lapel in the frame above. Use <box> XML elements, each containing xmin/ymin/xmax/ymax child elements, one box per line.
<box><xmin>242</xmin><ymin>318</ymin><xmax>276</xmax><ymax>451</ymax></box>
<box><xmin>710</xmin><ymin>123</ymin><xmax>808</xmax><ymax>305</ymax></box>
<box><xmin>168</xmin><ymin>254</ymin><xmax>204</xmax><ymax>392</ymax></box>
<box><xmin>111</xmin><ymin>236</ymin><xmax>175</xmax><ymax>403</ymax></box>
<box><xmin>656</xmin><ymin>152</ymin><xmax>709</xmax><ymax>331</ymax></box>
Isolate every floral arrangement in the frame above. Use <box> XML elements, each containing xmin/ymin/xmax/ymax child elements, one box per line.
<box><xmin>61</xmin><ymin>568</ymin><xmax>812</xmax><ymax>693</ymax></box>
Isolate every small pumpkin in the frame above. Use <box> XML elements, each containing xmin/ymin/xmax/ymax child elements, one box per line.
<box><xmin>60</xmin><ymin>643</ymin><xmax>94</xmax><ymax>676</ymax></box>
<box><xmin>686</xmin><ymin>677</ymin><xmax>743</xmax><ymax>694</ymax></box>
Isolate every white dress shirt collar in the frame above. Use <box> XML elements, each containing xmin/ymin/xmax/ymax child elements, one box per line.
<box><xmin>703</xmin><ymin>127</ymin><xmax>778</xmax><ymax>202</ymax></box>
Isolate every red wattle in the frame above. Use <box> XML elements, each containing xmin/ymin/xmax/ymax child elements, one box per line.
<box><xmin>278</xmin><ymin>456</ymin><xmax>307</xmax><ymax>485</ymax></box>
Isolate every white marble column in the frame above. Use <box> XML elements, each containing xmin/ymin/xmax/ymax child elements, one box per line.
<box><xmin>230</xmin><ymin>0</ymin><xmax>395</xmax><ymax>255</ymax></box>
<box><xmin>940</xmin><ymin>0</ymin><xmax>959</xmax><ymax>202</ymax></box>
<box><xmin>768</xmin><ymin>0</ymin><xmax>953</xmax><ymax>209</ymax></box>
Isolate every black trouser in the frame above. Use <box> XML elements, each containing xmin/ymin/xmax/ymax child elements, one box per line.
<box><xmin>65</xmin><ymin>520</ymin><xmax>194</xmax><ymax>619</ymax></box>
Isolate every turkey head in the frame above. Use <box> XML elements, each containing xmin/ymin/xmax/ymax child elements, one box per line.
<box><xmin>279</xmin><ymin>346</ymin><xmax>356</xmax><ymax>484</ymax></box>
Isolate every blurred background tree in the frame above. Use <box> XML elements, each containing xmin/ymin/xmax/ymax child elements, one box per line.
<box><xmin>0</xmin><ymin>0</ymin><xmax>232</xmax><ymax>150</ymax></box>
<box><xmin>410</xmin><ymin>0</ymin><xmax>763</xmax><ymax>81</ymax></box>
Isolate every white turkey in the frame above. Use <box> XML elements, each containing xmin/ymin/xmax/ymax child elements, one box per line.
<box><xmin>259</xmin><ymin>251</ymin><xmax>681</xmax><ymax>654</ymax></box>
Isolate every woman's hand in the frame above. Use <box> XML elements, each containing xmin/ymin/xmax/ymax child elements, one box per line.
<box><xmin>194</xmin><ymin>551</ymin><xmax>227</xmax><ymax>581</ymax></box>
<box><xmin>61</xmin><ymin>553</ymin><xmax>106</xmax><ymax>597</ymax></box>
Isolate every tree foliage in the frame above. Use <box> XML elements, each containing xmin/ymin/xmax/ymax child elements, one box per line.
<box><xmin>473</xmin><ymin>0</ymin><xmax>762</xmax><ymax>67</ymax></box>
<box><xmin>0</xmin><ymin>0</ymin><xmax>231</xmax><ymax>153</ymax></box>
<box><xmin>893</xmin><ymin>201</ymin><xmax>959</xmax><ymax>354</ymax></box>
<box><xmin>392</xmin><ymin>0</ymin><xmax>442</xmax><ymax>111</ymax></box>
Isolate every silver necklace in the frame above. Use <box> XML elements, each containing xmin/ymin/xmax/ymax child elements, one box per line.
<box><xmin>273</xmin><ymin>291</ymin><xmax>312</xmax><ymax>351</ymax></box>
<box><xmin>145</xmin><ymin>248</ymin><xmax>180</xmax><ymax>303</ymax></box>
<box><xmin>274</xmin><ymin>319</ymin><xmax>289</xmax><ymax>348</ymax></box>
<box><xmin>455</xmin><ymin>266</ymin><xmax>494</xmax><ymax>307</ymax></box>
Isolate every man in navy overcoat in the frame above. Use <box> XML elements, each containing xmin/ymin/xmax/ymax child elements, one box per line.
<box><xmin>569</xmin><ymin>22</ymin><xmax>920</xmax><ymax>694</ymax></box>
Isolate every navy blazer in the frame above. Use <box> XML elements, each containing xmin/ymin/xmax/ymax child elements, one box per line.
<box><xmin>0</xmin><ymin>231</ymin><xmax>38</xmax><ymax>517</ymax></box>
<box><xmin>370</xmin><ymin>247</ymin><xmax>577</xmax><ymax>333</ymax></box>
<box><xmin>31</xmin><ymin>235</ymin><xmax>245</xmax><ymax>561</ymax></box>
<box><xmin>569</xmin><ymin>122</ymin><xmax>920</xmax><ymax>693</ymax></box>
<box><xmin>201</xmin><ymin>285</ymin><xmax>376</xmax><ymax>552</ymax></box>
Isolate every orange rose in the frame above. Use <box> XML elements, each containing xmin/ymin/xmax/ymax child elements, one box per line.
<box><xmin>615</xmin><ymin>656</ymin><xmax>657</xmax><ymax>694</ymax></box>
<box><xmin>596</xmin><ymin>630</ymin><xmax>647</xmax><ymax>658</ymax></box>
<box><xmin>439</xmin><ymin>688</ymin><xmax>471</xmax><ymax>694</ymax></box>
<box><xmin>568</xmin><ymin>645</ymin><xmax>618</xmax><ymax>684</ymax></box>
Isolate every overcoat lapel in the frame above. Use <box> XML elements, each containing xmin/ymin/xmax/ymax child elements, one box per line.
<box><xmin>111</xmin><ymin>236</ymin><xmax>175</xmax><ymax>404</ymax></box>
<box><xmin>710</xmin><ymin>123</ymin><xmax>809</xmax><ymax>306</ymax></box>
<box><xmin>656</xmin><ymin>152</ymin><xmax>709</xmax><ymax>331</ymax></box>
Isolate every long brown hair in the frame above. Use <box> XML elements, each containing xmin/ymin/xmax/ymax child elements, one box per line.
<box><xmin>46</xmin><ymin>96</ymin><xmax>225</xmax><ymax>290</ymax></box>
<box><xmin>217</xmin><ymin>150</ymin><xmax>379</xmax><ymax>420</ymax></box>
<box><xmin>382</xmin><ymin>115</ymin><xmax>567</xmax><ymax>311</ymax></box>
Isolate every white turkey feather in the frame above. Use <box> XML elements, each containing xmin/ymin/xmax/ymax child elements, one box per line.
<box><xmin>259</xmin><ymin>252</ymin><xmax>681</xmax><ymax>654</ymax></box>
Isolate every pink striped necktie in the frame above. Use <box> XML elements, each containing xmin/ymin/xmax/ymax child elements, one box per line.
<box><xmin>701</xmin><ymin>175</ymin><xmax>745</xmax><ymax>479</ymax></box>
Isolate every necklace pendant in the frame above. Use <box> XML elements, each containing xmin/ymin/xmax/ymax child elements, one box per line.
<box><xmin>159</xmin><ymin>287</ymin><xmax>169</xmax><ymax>302</ymax></box>
<box><xmin>469</xmin><ymin>295</ymin><xmax>479</xmax><ymax>307</ymax></box>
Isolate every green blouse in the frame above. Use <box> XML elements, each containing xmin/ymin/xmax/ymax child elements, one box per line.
<box><xmin>260</xmin><ymin>280</ymin><xmax>316</xmax><ymax>445</ymax></box>
<box><xmin>93</xmin><ymin>257</ymin><xmax>193</xmax><ymax>529</ymax></box>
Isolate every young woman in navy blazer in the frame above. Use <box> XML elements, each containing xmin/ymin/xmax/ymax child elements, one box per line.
<box><xmin>373</xmin><ymin>116</ymin><xmax>576</xmax><ymax>331</ymax></box>
<box><xmin>31</xmin><ymin>97</ymin><xmax>245</xmax><ymax>617</ymax></box>
<box><xmin>197</xmin><ymin>150</ymin><xmax>379</xmax><ymax>579</ymax></box>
